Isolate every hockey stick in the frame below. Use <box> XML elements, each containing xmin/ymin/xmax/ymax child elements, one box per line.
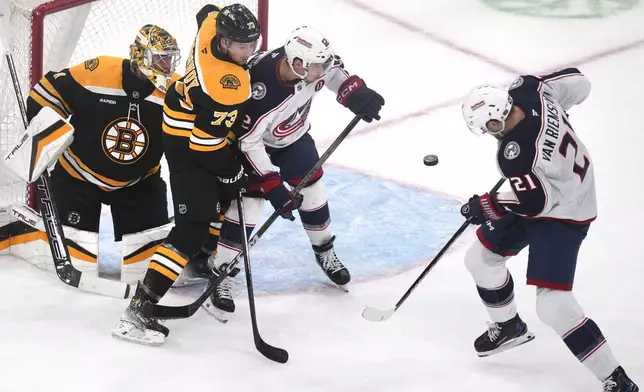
<box><xmin>144</xmin><ymin>114</ymin><xmax>363</xmax><ymax>319</ymax></box>
<box><xmin>5</xmin><ymin>51</ymin><xmax>130</xmax><ymax>298</ymax></box>
<box><xmin>237</xmin><ymin>194</ymin><xmax>289</xmax><ymax>363</ymax></box>
<box><xmin>362</xmin><ymin>178</ymin><xmax>506</xmax><ymax>322</ymax></box>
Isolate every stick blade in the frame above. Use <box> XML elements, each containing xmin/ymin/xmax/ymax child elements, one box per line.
<box><xmin>361</xmin><ymin>306</ymin><xmax>395</xmax><ymax>322</ymax></box>
<box><xmin>256</xmin><ymin>338</ymin><xmax>289</xmax><ymax>364</ymax></box>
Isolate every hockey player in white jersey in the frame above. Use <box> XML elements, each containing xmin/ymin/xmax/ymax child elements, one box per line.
<box><xmin>459</xmin><ymin>69</ymin><xmax>638</xmax><ymax>392</ymax></box>
<box><xmin>201</xmin><ymin>26</ymin><xmax>384</xmax><ymax>321</ymax></box>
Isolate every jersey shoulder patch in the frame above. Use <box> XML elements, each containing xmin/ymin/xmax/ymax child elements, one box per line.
<box><xmin>69</xmin><ymin>56</ymin><xmax>125</xmax><ymax>92</ymax></box>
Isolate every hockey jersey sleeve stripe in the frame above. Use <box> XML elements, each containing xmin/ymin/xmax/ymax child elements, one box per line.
<box><xmin>28</xmin><ymin>89</ymin><xmax>68</xmax><ymax>119</ymax></box>
<box><xmin>164</xmin><ymin>106</ymin><xmax>197</xmax><ymax>122</ymax></box>
<box><xmin>162</xmin><ymin>122</ymin><xmax>192</xmax><ymax>137</ymax></box>
<box><xmin>38</xmin><ymin>78</ymin><xmax>72</xmax><ymax>114</ymax></box>
<box><xmin>192</xmin><ymin>127</ymin><xmax>224</xmax><ymax>142</ymax></box>
<box><xmin>189</xmin><ymin>138</ymin><xmax>228</xmax><ymax>151</ymax></box>
<box><xmin>163</xmin><ymin>113</ymin><xmax>194</xmax><ymax>130</ymax></box>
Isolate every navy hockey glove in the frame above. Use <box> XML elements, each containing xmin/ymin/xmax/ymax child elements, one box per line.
<box><xmin>337</xmin><ymin>75</ymin><xmax>385</xmax><ymax>123</ymax></box>
<box><xmin>260</xmin><ymin>172</ymin><xmax>303</xmax><ymax>221</ymax></box>
<box><xmin>218</xmin><ymin>164</ymin><xmax>249</xmax><ymax>201</ymax></box>
<box><xmin>460</xmin><ymin>193</ymin><xmax>505</xmax><ymax>225</ymax></box>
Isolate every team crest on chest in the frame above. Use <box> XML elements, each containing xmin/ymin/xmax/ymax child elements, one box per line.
<box><xmin>220</xmin><ymin>74</ymin><xmax>241</xmax><ymax>90</ymax></box>
<box><xmin>102</xmin><ymin>117</ymin><xmax>149</xmax><ymax>164</ymax></box>
<box><xmin>504</xmin><ymin>141</ymin><xmax>521</xmax><ymax>160</ymax></box>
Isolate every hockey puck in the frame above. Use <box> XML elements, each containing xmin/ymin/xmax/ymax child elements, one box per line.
<box><xmin>423</xmin><ymin>154</ymin><xmax>439</xmax><ymax>166</ymax></box>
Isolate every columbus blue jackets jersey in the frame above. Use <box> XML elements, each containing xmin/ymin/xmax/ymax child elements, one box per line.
<box><xmin>496</xmin><ymin>68</ymin><xmax>596</xmax><ymax>223</ymax></box>
<box><xmin>238</xmin><ymin>47</ymin><xmax>349</xmax><ymax>176</ymax></box>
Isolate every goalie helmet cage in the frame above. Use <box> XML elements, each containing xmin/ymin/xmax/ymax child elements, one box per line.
<box><xmin>0</xmin><ymin>0</ymin><xmax>268</xmax><ymax>218</ymax></box>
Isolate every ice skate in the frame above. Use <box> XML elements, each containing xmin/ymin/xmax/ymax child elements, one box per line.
<box><xmin>201</xmin><ymin>264</ymin><xmax>240</xmax><ymax>323</ymax></box>
<box><xmin>475</xmin><ymin>314</ymin><xmax>535</xmax><ymax>357</ymax></box>
<box><xmin>313</xmin><ymin>235</ymin><xmax>350</xmax><ymax>291</ymax></box>
<box><xmin>112</xmin><ymin>283</ymin><xmax>169</xmax><ymax>346</ymax></box>
<box><xmin>603</xmin><ymin>366</ymin><xmax>639</xmax><ymax>392</ymax></box>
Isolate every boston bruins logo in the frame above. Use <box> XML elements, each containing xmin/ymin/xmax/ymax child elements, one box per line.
<box><xmin>101</xmin><ymin>117</ymin><xmax>149</xmax><ymax>164</ymax></box>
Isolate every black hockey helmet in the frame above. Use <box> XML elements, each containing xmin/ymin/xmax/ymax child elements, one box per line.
<box><xmin>216</xmin><ymin>4</ymin><xmax>261</xmax><ymax>44</ymax></box>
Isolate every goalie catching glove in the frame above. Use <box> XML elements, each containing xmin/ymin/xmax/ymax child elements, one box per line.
<box><xmin>4</xmin><ymin>106</ymin><xmax>74</xmax><ymax>183</ymax></box>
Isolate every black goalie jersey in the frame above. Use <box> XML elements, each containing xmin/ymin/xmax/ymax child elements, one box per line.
<box><xmin>26</xmin><ymin>56</ymin><xmax>179</xmax><ymax>191</ymax></box>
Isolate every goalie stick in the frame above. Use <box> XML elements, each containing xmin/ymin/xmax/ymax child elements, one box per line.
<box><xmin>236</xmin><ymin>194</ymin><xmax>289</xmax><ymax>363</ymax></box>
<box><xmin>4</xmin><ymin>50</ymin><xmax>130</xmax><ymax>299</ymax></box>
<box><xmin>143</xmin><ymin>114</ymin><xmax>364</xmax><ymax>320</ymax></box>
<box><xmin>362</xmin><ymin>178</ymin><xmax>507</xmax><ymax>322</ymax></box>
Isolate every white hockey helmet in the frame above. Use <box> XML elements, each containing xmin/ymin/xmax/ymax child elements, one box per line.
<box><xmin>461</xmin><ymin>85</ymin><xmax>513</xmax><ymax>136</ymax></box>
<box><xmin>284</xmin><ymin>26</ymin><xmax>334</xmax><ymax>79</ymax></box>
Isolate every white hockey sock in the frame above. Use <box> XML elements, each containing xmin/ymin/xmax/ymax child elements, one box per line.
<box><xmin>464</xmin><ymin>239</ymin><xmax>517</xmax><ymax>323</ymax></box>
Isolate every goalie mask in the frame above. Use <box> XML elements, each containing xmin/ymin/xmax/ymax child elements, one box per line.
<box><xmin>130</xmin><ymin>24</ymin><xmax>180</xmax><ymax>93</ymax></box>
<box><xmin>284</xmin><ymin>26</ymin><xmax>334</xmax><ymax>81</ymax></box>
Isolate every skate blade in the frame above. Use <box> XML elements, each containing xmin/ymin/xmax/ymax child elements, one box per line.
<box><xmin>201</xmin><ymin>303</ymin><xmax>230</xmax><ymax>324</ymax></box>
<box><xmin>336</xmin><ymin>283</ymin><xmax>349</xmax><ymax>292</ymax></box>
<box><xmin>477</xmin><ymin>332</ymin><xmax>535</xmax><ymax>357</ymax></box>
<box><xmin>111</xmin><ymin>328</ymin><xmax>165</xmax><ymax>347</ymax></box>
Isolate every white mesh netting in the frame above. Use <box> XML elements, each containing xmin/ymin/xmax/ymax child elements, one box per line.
<box><xmin>0</xmin><ymin>0</ymin><xmax>263</xmax><ymax>214</ymax></box>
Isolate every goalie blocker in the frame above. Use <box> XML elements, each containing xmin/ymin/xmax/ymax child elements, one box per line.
<box><xmin>4</xmin><ymin>106</ymin><xmax>74</xmax><ymax>184</ymax></box>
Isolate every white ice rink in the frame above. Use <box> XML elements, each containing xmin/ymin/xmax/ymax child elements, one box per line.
<box><xmin>1</xmin><ymin>0</ymin><xmax>643</xmax><ymax>391</ymax></box>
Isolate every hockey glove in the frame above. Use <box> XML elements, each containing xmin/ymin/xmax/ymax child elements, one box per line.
<box><xmin>337</xmin><ymin>75</ymin><xmax>385</xmax><ymax>122</ymax></box>
<box><xmin>460</xmin><ymin>193</ymin><xmax>505</xmax><ymax>225</ymax></box>
<box><xmin>260</xmin><ymin>172</ymin><xmax>303</xmax><ymax>221</ymax></box>
<box><xmin>218</xmin><ymin>165</ymin><xmax>249</xmax><ymax>201</ymax></box>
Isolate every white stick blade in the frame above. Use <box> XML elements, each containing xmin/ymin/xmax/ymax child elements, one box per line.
<box><xmin>79</xmin><ymin>274</ymin><xmax>130</xmax><ymax>299</ymax></box>
<box><xmin>361</xmin><ymin>306</ymin><xmax>395</xmax><ymax>322</ymax></box>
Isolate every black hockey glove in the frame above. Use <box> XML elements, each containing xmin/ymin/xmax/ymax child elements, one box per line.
<box><xmin>337</xmin><ymin>75</ymin><xmax>385</xmax><ymax>123</ymax></box>
<box><xmin>460</xmin><ymin>193</ymin><xmax>505</xmax><ymax>225</ymax></box>
<box><xmin>217</xmin><ymin>164</ymin><xmax>249</xmax><ymax>201</ymax></box>
<box><xmin>259</xmin><ymin>172</ymin><xmax>303</xmax><ymax>221</ymax></box>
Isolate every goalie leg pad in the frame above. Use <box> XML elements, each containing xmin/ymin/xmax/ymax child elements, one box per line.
<box><xmin>121</xmin><ymin>222</ymin><xmax>174</xmax><ymax>284</ymax></box>
<box><xmin>9</xmin><ymin>204</ymin><xmax>98</xmax><ymax>273</ymax></box>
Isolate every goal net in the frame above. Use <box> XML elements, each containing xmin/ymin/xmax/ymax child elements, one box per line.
<box><xmin>0</xmin><ymin>0</ymin><xmax>268</xmax><ymax>227</ymax></box>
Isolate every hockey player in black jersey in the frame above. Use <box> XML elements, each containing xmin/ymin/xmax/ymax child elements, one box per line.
<box><xmin>25</xmin><ymin>24</ymin><xmax>180</xmax><ymax>280</ymax></box>
<box><xmin>460</xmin><ymin>70</ymin><xmax>638</xmax><ymax>392</ymax></box>
<box><xmin>112</xmin><ymin>4</ymin><xmax>260</xmax><ymax>346</ymax></box>
<box><xmin>200</xmin><ymin>26</ymin><xmax>384</xmax><ymax>321</ymax></box>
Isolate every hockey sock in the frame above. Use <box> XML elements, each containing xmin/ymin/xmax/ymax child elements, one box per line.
<box><xmin>536</xmin><ymin>288</ymin><xmax>620</xmax><ymax>380</ymax></box>
<box><xmin>142</xmin><ymin>244</ymin><xmax>188</xmax><ymax>300</ymax></box>
<box><xmin>298</xmin><ymin>180</ymin><xmax>332</xmax><ymax>246</ymax></box>
<box><xmin>465</xmin><ymin>240</ymin><xmax>517</xmax><ymax>322</ymax></box>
